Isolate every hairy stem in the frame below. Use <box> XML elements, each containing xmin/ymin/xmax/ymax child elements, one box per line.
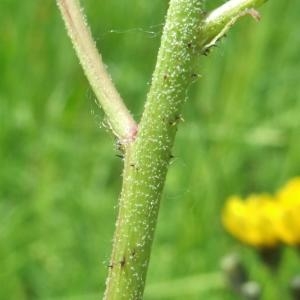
<box><xmin>57</xmin><ymin>0</ymin><xmax>269</xmax><ymax>299</ymax></box>
<box><xmin>200</xmin><ymin>0</ymin><xmax>268</xmax><ymax>53</ymax></box>
<box><xmin>104</xmin><ymin>0</ymin><xmax>268</xmax><ymax>299</ymax></box>
<box><xmin>104</xmin><ymin>1</ymin><xmax>204</xmax><ymax>299</ymax></box>
<box><xmin>57</xmin><ymin>0</ymin><xmax>137</xmax><ymax>141</ymax></box>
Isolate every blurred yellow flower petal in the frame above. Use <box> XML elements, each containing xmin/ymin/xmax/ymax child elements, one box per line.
<box><xmin>275</xmin><ymin>178</ymin><xmax>300</xmax><ymax>245</ymax></box>
<box><xmin>222</xmin><ymin>194</ymin><xmax>279</xmax><ymax>248</ymax></box>
<box><xmin>222</xmin><ymin>177</ymin><xmax>300</xmax><ymax>248</ymax></box>
<box><xmin>277</xmin><ymin>177</ymin><xmax>300</xmax><ymax>205</ymax></box>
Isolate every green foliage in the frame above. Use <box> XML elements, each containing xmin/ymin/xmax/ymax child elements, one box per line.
<box><xmin>0</xmin><ymin>0</ymin><xmax>299</xmax><ymax>299</ymax></box>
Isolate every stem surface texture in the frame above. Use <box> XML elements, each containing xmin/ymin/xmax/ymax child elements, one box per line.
<box><xmin>104</xmin><ymin>1</ymin><xmax>204</xmax><ymax>299</ymax></box>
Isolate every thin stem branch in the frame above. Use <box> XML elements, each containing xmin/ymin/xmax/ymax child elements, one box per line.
<box><xmin>200</xmin><ymin>0</ymin><xmax>268</xmax><ymax>53</ymax></box>
<box><xmin>57</xmin><ymin>0</ymin><xmax>137</xmax><ymax>142</ymax></box>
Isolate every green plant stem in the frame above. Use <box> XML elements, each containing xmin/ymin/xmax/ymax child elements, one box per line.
<box><xmin>200</xmin><ymin>0</ymin><xmax>268</xmax><ymax>52</ymax></box>
<box><xmin>57</xmin><ymin>0</ymin><xmax>269</xmax><ymax>299</ymax></box>
<box><xmin>104</xmin><ymin>0</ymin><xmax>268</xmax><ymax>299</ymax></box>
<box><xmin>56</xmin><ymin>0</ymin><xmax>137</xmax><ymax>141</ymax></box>
<box><xmin>104</xmin><ymin>1</ymin><xmax>204</xmax><ymax>299</ymax></box>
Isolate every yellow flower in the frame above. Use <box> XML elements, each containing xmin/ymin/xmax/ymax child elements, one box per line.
<box><xmin>222</xmin><ymin>194</ymin><xmax>279</xmax><ymax>248</ymax></box>
<box><xmin>274</xmin><ymin>178</ymin><xmax>300</xmax><ymax>245</ymax></box>
<box><xmin>277</xmin><ymin>177</ymin><xmax>300</xmax><ymax>205</ymax></box>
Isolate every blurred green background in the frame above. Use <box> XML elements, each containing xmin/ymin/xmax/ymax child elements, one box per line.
<box><xmin>1</xmin><ymin>0</ymin><xmax>300</xmax><ymax>299</ymax></box>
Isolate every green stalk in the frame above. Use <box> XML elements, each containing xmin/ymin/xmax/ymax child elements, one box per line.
<box><xmin>104</xmin><ymin>0</ymin><xmax>268</xmax><ymax>299</ymax></box>
<box><xmin>57</xmin><ymin>0</ymin><xmax>269</xmax><ymax>299</ymax></box>
<box><xmin>200</xmin><ymin>0</ymin><xmax>268</xmax><ymax>53</ymax></box>
<box><xmin>104</xmin><ymin>1</ymin><xmax>205</xmax><ymax>299</ymax></box>
<box><xmin>57</xmin><ymin>0</ymin><xmax>137</xmax><ymax>141</ymax></box>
